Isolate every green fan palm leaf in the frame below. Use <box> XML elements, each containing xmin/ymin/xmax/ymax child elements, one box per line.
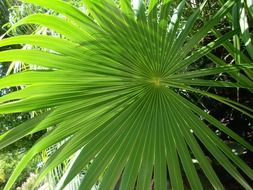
<box><xmin>0</xmin><ymin>0</ymin><xmax>253</xmax><ymax>189</ymax></box>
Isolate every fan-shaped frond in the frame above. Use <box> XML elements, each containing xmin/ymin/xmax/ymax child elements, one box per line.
<box><xmin>0</xmin><ymin>0</ymin><xmax>253</xmax><ymax>190</ymax></box>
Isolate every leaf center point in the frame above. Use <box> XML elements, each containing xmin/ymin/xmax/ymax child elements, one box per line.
<box><xmin>151</xmin><ymin>78</ymin><xmax>161</xmax><ymax>87</ymax></box>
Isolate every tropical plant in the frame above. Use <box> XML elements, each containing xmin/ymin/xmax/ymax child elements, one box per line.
<box><xmin>214</xmin><ymin>0</ymin><xmax>253</xmax><ymax>82</ymax></box>
<box><xmin>0</xmin><ymin>0</ymin><xmax>253</xmax><ymax>190</ymax></box>
<box><xmin>0</xmin><ymin>0</ymin><xmax>11</xmax><ymax>35</ymax></box>
<box><xmin>0</xmin><ymin>150</ymin><xmax>40</xmax><ymax>190</ymax></box>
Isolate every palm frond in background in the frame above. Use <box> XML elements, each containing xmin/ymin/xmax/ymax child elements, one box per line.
<box><xmin>0</xmin><ymin>0</ymin><xmax>11</xmax><ymax>34</ymax></box>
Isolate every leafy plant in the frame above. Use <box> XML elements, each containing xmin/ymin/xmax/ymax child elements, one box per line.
<box><xmin>0</xmin><ymin>0</ymin><xmax>11</xmax><ymax>35</ymax></box>
<box><xmin>214</xmin><ymin>0</ymin><xmax>253</xmax><ymax>82</ymax></box>
<box><xmin>0</xmin><ymin>151</ymin><xmax>40</xmax><ymax>190</ymax></box>
<box><xmin>0</xmin><ymin>0</ymin><xmax>253</xmax><ymax>190</ymax></box>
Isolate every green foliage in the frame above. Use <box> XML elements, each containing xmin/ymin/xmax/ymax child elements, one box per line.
<box><xmin>7</xmin><ymin>3</ymin><xmax>42</xmax><ymax>35</ymax></box>
<box><xmin>0</xmin><ymin>0</ymin><xmax>253</xmax><ymax>190</ymax></box>
<box><xmin>0</xmin><ymin>0</ymin><xmax>11</xmax><ymax>35</ymax></box>
<box><xmin>0</xmin><ymin>151</ymin><xmax>40</xmax><ymax>190</ymax></box>
<box><xmin>0</xmin><ymin>0</ymin><xmax>19</xmax><ymax>35</ymax></box>
<box><xmin>0</xmin><ymin>112</ymin><xmax>42</xmax><ymax>190</ymax></box>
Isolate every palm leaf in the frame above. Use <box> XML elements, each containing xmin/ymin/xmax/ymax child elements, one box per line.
<box><xmin>0</xmin><ymin>0</ymin><xmax>253</xmax><ymax>190</ymax></box>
